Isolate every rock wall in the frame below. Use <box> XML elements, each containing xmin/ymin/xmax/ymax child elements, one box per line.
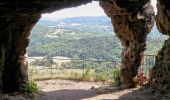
<box><xmin>0</xmin><ymin>14</ymin><xmax>40</xmax><ymax>93</ymax></box>
<box><xmin>0</xmin><ymin>0</ymin><xmax>92</xmax><ymax>16</ymax></box>
<box><xmin>149</xmin><ymin>0</ymin><xmax>170</xmax><ymax>91</ymax></box>
<box><xmin>100</xmin><ymin>0</ymin><xmax>154</xmax><ymax>88</ymax></box>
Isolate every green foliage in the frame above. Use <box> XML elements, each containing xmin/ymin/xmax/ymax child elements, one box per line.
<box><xmin>29</xmin><ymin>16</ymin><xmax>168</xmax><ymax>65</ymax></box>
<box><xmin>28</xmin><ymin>16</ymin><xmax>168</xmax><ymax>85</ymax></box>
<box><xmin>26</xmin><ymin>80</ymin><xmax>39</xmax><ymax>94</ymax></box>
<box><xmin>146</xmin><ymin>35</ymin><xmax>168</xmax><ymax>55</ymax></box>
<box><xmin>82</xmin><ymin>67</ymin><xmax>94</xmax><ymax>81</ymax></box>
<box><xmin>28</xmin><ymin>64</ymin><xmax>113</xmax><ymax>82</ymax></box>
<box><xmin>112</xmin><ymin>67</ymin><xmax>121</xmax><ymax>86</ymax></box>
<box><xmin>28</xmin><ymin>22</ymin><xmax>122</xmax><ymax>62</ymax></box>
<box><xmin>28</xmin><ymin>18</ymin><xmax>168</xmax><ymax>63</ymax></box>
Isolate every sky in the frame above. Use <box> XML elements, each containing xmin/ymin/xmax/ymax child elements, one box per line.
<box><xmin>42</xmin><ymin>1</ymin><xmax>157</xmax><ymax>21</ymax></box>
<box><xmin>42</xmin><ymin>1</ymin><xmax>105</xmax><ymax>20</ymax></box>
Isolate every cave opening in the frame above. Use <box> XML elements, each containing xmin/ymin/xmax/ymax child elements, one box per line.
<box><xmin>26</xmin><ymin>0</ymin><xmax>166</xmax><ymax>95</ymax></box>
<box><xmin>27</xmin><ymin>1</ymin><xmax>123</xmax><ymax>97</ymax></box>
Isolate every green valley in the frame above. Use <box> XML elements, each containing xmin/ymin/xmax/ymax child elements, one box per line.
<box><xmin>28</xmin><ymin>16</ymin><xmax>168</xmax><ymax>62</ymax></box>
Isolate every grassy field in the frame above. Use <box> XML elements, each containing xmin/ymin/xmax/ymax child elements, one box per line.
<box><xmin>29</xmin><ymin>66</ymin><xmax>83</xmax><ymax>80</ymax></box>
<box><xmin>28</xmin><ymin>66</ymin><xmax>113</xmax><ymax>83</ymax></box>
<box><xmin>27</xmin><ymin>56</ymin><xmax>122</xmax><ymax>86</ymax></box>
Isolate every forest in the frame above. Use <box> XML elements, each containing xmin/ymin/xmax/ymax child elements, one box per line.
<box><xmin>28</xmin><ymin>16</ymin><xmax>168</xmax><ymax>62</ymax></box>
<box><xmin>27</xmin><ymin>16</ymin><xmax>169</xmax><ymax>87</ymax></box>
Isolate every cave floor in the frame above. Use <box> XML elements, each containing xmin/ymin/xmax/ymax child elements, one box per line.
<box><xmin>2</xmin><ymin>79</ymin><xmax>154</xmax><ymax>100</ymax></box>
<box><xmin>35</xmin><ymin>79</ymin><xmax>151</xmax><ymax>100</ymax></box>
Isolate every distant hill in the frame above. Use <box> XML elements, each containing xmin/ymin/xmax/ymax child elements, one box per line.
<box><xmin>28</xmin><ymin>16</ymin><xmax>168</xmax><ymax>61</ymax></box>
<box><xmin>38</xmin><ymin>16</ymin><xmax>164</xmax><ymax>36</ymax></box>
<box><xmin>38</xmin><ymin>16</ymin><xmax>113</xmax><ymax>34</ymax></box>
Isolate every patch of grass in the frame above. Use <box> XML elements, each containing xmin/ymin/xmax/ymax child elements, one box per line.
<box><xmin>67</xmin><ymin>71</ymin><xmax>84</xmax><ymax>81</ymax></box>
<box><xmin>28</xmin><ymin>66</ymin><xmax>113</xmax><ymax>83</ymax></box>
<box><xmin>81</xmin><ymin>67</ymin><xmax>94</xmax><ymax>81</ymax></box>
<box><xmin>94</xmin><ymin>73</ymin><xmax>110</xmax><ymax>82</ymax></box>
<box><xmin>112</xmin><ymin>67</ymin><xmax>121</xmax><ymax>86</ymax></box>
<box><xmin>26</xmin><ymin>80</ymin><xmax>39</xmax><ymax>94</ymax></box>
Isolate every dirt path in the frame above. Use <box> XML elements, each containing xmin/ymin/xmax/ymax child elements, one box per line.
<box><xmin>35</xmin><ymin>79</ymin><xmax>151</xmax><ymax>100</ymax></box>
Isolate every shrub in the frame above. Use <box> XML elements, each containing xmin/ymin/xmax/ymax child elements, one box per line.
<box><xmin>112</xmin><ymin>67</ymin><xmax>121</xmax><ymax>86</ymax></box>
<box><xmin>82</xmin><ymin>67</ymin><xmax>94</xmax><ymax>81</ymax></box>
<box><xmin>26</xmin><ymin>80</ymin><xmax>39</xmax><ymax>94</ymax></box>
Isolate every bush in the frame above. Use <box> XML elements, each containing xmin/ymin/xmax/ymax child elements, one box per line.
<box><xmin>82</xmin><ymin>67</ymin><xmax>94</xmax><ymax>81</ymax></box>
<box><xmin>26</xmin><ymin>80</ymin><xmax>39</xmax><ymax>94</ymax></box>
<box><xmin>112</xmin><ymin>67</ymin><xmax>121</xmax><ymax>86</ymax></box>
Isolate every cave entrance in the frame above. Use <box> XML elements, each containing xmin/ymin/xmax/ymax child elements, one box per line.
<box><xmin>26</xmin><ymin>0</ymin><xmax>165</xmax><ymax>93</ymax></box>
<box><xmin>27</xmin><ymin>1</ymin><xmax>122</xmax><ymax>95</ymax></box>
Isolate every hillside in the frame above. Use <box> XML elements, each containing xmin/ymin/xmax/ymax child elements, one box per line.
<box><xmin>28</xmin><ymin>16</ymin><xmax>168</xmax><ymax>61</ymax></box>
<box><xmin>38</xmin><ymin>16</ymin><xmax>113</xmax><ymax>34</ymax></box>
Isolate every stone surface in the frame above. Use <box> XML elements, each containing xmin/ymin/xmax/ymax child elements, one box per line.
<box><xmin>100</xmin><ymin>0</ymin><xmax>154</xmax><ymax>88</ymax></box>
<box><xmin>0</xmin><ymin>14</ymin><xmax>40</xmax><ymax>93</ymax></box>
<box><xmin>149</xmin><ymin>0</ymin><xmax>170</xmax><ymax>91</ymax></box>
<box><xmin>0</xmin><ymin>0</ymin><xmax>92</xmax><ymax>17</ymax></box>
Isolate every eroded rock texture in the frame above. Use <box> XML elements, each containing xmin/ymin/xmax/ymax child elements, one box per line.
<box><xmin>0</xmin><ymin>14</ymin><xmax>40</xmax><ymax>93</ymax></box>
<box><xmin>149</xmin><ymin>0</ymin><xmax>170</xmax><ymax>91</ymax></box>
<box><xmin>100</xmin><ymin>0</ymin><xmax>154</xmax><ymax>88</ymax></box>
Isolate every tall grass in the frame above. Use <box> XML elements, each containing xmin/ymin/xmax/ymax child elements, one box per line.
<box><xmin>28</xmin><ymin>66</ymin><xmax>113</xmax><ymax>83</ymax></box>
<box><xmin>112</xmin><ymin>67</ymin><xmax>121</xmax><ymax>86</ymax></box>
<box><xmin>26</xmin><ymin>80</ymin><xmax>39</xmax><ymax>94</ymax></box>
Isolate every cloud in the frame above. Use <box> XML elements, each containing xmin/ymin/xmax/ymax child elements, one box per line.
<box><xmin>42</xmin><ymin>1</ymin><xmax>106</xmax><ymax>21</ymax></box>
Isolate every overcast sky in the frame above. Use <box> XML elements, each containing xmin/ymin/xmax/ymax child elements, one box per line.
<box><xmin>42</xmin><ymin>1</ymin><xmax>157</xmax><ymax>20</ymax></box>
